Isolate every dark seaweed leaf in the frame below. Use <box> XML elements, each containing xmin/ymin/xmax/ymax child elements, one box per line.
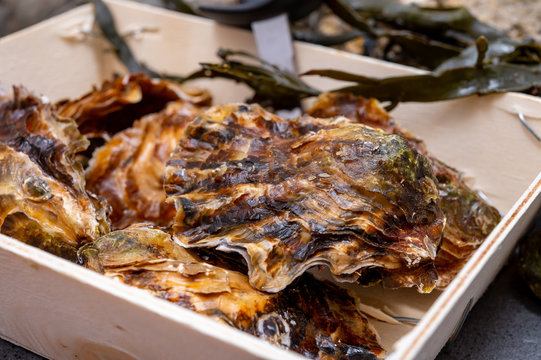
<box><xmin>91</xmin><ymin>0</ymin><xmax>158</xmax><ymax>76</ymax></box>
<box><xmin>474</xmin><ymin>36</ymin><xmax>489</xmax><ymax>68</ymax></box>
<box><xmin>436</xmin><ymin>39</ymin><xmax>541</xmax><ymax>72</ymax></box>
<box><xmin>292</xmin><ymin>29</ymin><xmax>366</xmax><ymax>47</ymax></box>
<box><xmin>345</xmin><ymin>0</ymin><xmax>505</xmax><ymax>45</ymax></box>
<box><xmin>91</xmin><ymin>0</ymin><xmax>318</xmax><ymax>111</ymax></box>
<box><xmin>501</xmin><ymin>43</ymin><xmax>541</xmax><ymax>64</ymax></box>
<box><xmin>324</xmin><ymin>0</ymin><xmax>375</xmax><ymax>35</ymax></box>
<box><xmin>184</xmin><ymin>50</ymin><xmax>320</xmax><ymax>109</ymax></box>
<box><xmin>323</xmin><ymin>0</ymin><xmax>462</xmax><ymax>69</ymax></box>
<box><xmin>303</xmin><ymin>35</ymin><xmax>541</xmax><ymax>106</ymax></box>
<box><xmin>163</xmin><ymin>0</ymin><xmax>198</xmax><ymax>15</ymax></box>
<box><xmin>302</xmin><ymin>69</ymin><xmax>380</xmax><ymax>84</ymax></box>
<box><xmin>305</xmin><ymin>63</ymin><xmax>541</xmax><ymax>105</ymax></box>
<box><xmin>91</xmin><ymin>0</ymin><xmax>184</xmax><ymax>82</ymax></box>
<box><xmin>216</xmin><ymin>49</ymin><xmax>279</xmax><ymax>70</ymax></box>
<box><xmin>92</xmin><ymin>0</ymin><xmax>541</xmax><ymax>110</ymax></box>
<box><xmin>388</xmin><ymin>32</ymin><xmax>462</xmax><ymax>69</ymax></box>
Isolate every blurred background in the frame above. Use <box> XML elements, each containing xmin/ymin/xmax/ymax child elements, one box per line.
<box><xmin>2</xmin><ymin>0</ymin><xmax>541</xmax><ymax>40</ymax></box>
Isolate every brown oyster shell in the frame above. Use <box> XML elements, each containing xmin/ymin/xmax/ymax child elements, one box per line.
<box><xmin>0</xmin><ymin>87</ymin><xmax>110</xmax><ymax>260</ymax></box>
<box><xmin>85</xmin><ymin>100</ymin><xmax>206</xmax><ymax>229</ymax></box>
<box><xmin>307</xmin><ymin>92</ymin><xmax>502</xmax><ymax>288</ymax></box>
<box><xmin>165</xmin><ymin>103</ymin><xmax>445</xmax><ymax>293</ymax></box>
<box><xmin>431</xmin><ymin>160</ymin><xmax>501</xmax><ymax>287</ymax></box>
<box><xmin>78</xmin><ymin>226</ymin><xmax>384</xmax><ymax>360</ymax></box>
<box><xmin>55</xmin><ymin>73</ymin><xmax>211</xmax><ymax>139</ymax></box>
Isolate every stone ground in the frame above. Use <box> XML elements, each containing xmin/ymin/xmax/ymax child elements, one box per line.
<box><xmin>410</xmin><ymin>0</ymin><xmax>541</xmax><ymax>42</ymax></box>
<box><xmin>450</xmin><ymin>0</ymin><xmax>541</xmax><ymax>41</ymax></box>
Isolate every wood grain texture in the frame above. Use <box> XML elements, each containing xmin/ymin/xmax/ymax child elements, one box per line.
<box><xmin>0</xmin><ymin>234</ymin><xmax>304</xmax><ymax>360</ymax></box>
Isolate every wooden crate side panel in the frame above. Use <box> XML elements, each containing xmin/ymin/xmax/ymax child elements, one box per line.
<box><xmin>0</xmin><ymin>236</ymin><xmax>303</xmax><ymax>360</ymax></box>
<box><xmin>389</xmin><ymin>174</ymin><xmax>541</xmax><ymax>360</ymax></box>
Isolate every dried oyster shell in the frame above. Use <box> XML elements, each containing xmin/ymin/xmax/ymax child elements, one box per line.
<box><xmin>165</xmin><ymin>103</ymin><xmax>445</xmax><ymax>293</ymax></box>
<box><xmin>56</xmin><ymin>73</ymin><xmax>211</xmax><ymax>139</ymax></box>
<box><xmin>307</xmin><ymin>92</ymin><xmax>502</xmax><ymax>288</ymax></box>
<box><xmin>78</xmin><ymin>226</ymin><xmax>384</xmax><ymax>359</ymax></box>
<box><xmin>0</xmin><ymin>87</ymin><xmax>110</xmax><ymax>260</ymax></box>
<box><xmin>85</xmin><ymin>100</ymin><xmax>206</xmax><ymax>229</ymax></box>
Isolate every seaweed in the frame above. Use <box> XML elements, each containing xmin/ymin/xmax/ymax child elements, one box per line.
<box><xmin>91</xmin><ymin>0</ymin><xmax>184</xmax><ymax>82</ymax></box>
<box><xmin>184</xmin><ymin>49</ymin><xmax>320</xmax><ymax>109</ymax></box>
<box><xmin>91</xmin><ymin>0</ymin><xmax>541</xmax><ymax>111</ymax></box>
<box><xmin>304</xmin><ymin>37</ymin><xmax>541</xmax><ymax>109</ymax></box>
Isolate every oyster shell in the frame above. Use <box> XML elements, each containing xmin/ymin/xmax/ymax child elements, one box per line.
<box><xmin>307</xmin><ymin>92</ymin><xmax>502</xmax><ymax>288</ymax></box>
<box><xmin>85</xmin><ymin>100</ymin><xmax>206</xmax><ymax>229</ymax></box>
<box><xmin>432</xmin><ymin>161</ymin><xmax>501</xmax><ymax>287</ymax></box>
<box><xmin>78</xmin><ymin>226</ymin><xmax>384</xmax><ymax>360</ymax></box>
<box><xmin>56</xmin><ymin>73</ymin><xmax>211</xmax><ymax>139</ymax></box>
<box><xmin>0</xmin><ymin>87</ymin><xmax>110</xmax><ymax>260</ymax></box>
<box><xmin>165</xmin><ymin>103</ymin><xmax>445</xmax><ymax>293</ymax></box>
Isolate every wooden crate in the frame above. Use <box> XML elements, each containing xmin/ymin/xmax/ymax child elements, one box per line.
<box><xmin>0</xmin><ymin>1</ymin><xmax>540</xmax><ymax>359</ymax></box>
